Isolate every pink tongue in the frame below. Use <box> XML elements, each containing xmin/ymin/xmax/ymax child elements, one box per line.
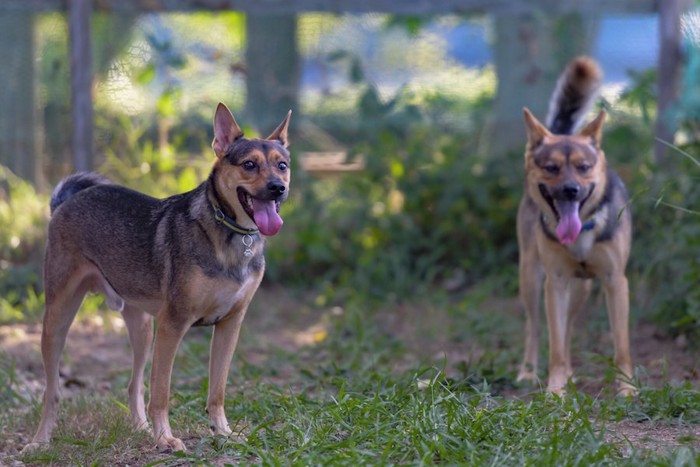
<box><xmin>252</xmin><ymin>199</ymin><xmax>283</xmax><ymax>236</ymax></box>
<box><xmin>554</xmin><ymin>201</ymin><xmax>582</xmax><ymax>245</ymax></box>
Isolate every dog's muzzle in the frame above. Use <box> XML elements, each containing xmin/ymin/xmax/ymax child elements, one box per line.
<box><xmin>538</xmin><ymin>182</ymin><xmax>593</xmax><ymax>245</ymax></box>
<box><xmin>266</xmin><ymin>180</ymin><xmax>287</xmax><ymax>201</ymax></box>
<box><xmin>552</xmin><ymin>182</ymin><xmax>584</xmax><ymax>202</ymax></box>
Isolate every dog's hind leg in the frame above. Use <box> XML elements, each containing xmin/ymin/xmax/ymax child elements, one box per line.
<box><xmin>564</xmin><ymin>279</ymin><xmax>592</xmax><ymax>381</ymax></box>
<box><xmin>122</xmin><ymin>306</ymin><xmax>154</xmax><ymax>431</ymax></box>
<box><xmin>517</xmin><ymin>250</ymin><xmax>544</xmax><ymax>384</ymax></box>
<box><xmin>23</xmin><ymin>259</ymin><xmax>90</xmax><ymax>451</ymax></box>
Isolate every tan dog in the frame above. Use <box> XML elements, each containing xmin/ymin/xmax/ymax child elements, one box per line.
<box><xmin>24</xmin><ymin>103</ymin><xmax>291</xmax><ymax>452</ymax></box>
<box><xmin>516</xmin><ymin>57</ymin><xmax>634</xmax><ymax>396</ymax></box>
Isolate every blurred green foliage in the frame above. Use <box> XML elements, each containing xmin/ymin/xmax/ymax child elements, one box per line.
<box><xmin>610</xmin><ymin>61</ymin><xmax>700</xmax><ymax>341</ymax></box>
<box><xmin>3</xmin><ymin>64</ymin><xmax>700</xmax><ymax>342</ymax></box>
<box><xmin>1</xmin><ymin>15</ymin><xmax>698</xmax><ymax>345</ymax></box>
<box><xmin>0</xmin><ymin>168</ymin><xmax>48</xmax><ymax>323</ymax></box>
<box><xmin>266</xmin><ymin>82</ymin><xmax>519</xmax><ymax>303</ymax></box>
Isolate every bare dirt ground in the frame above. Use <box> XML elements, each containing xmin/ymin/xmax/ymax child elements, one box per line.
<box><xmin>0</xmin><ymin>286</ymin><xmax>698</xmax><ymax>461</ymax></box>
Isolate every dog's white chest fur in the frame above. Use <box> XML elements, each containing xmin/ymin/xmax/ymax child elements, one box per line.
<box><xmin>211</xmin><ymin>279</ymin><xmax>253</xmax><ymax>317</ymax></box>
<box><xmin>187</xmin><ymin>270</ymin><xmax>260</xmax><ymax>326</ymax></box>
<box><xmin>567</xmin><ymin>228</ymin><xmax>596</xmax><ymax>261</ymax></box>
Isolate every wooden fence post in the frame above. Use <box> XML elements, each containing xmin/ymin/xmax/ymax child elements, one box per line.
<box><xmin>655</xmin><ymin>0</ymin><xmax>682</xmax><ymax>164</ymax></box>
<box><xmin>0</xmin><ymin>11</ymin><xmax>37</xmax><ymax>182</ymax></box>
<box><xmin>245</xmin><ymin>13</ymin><xmax>300</xmax><ymax>134</ymax></box>
<box><xmin>69</xmin><ymin>0</ymin><xmax>93</xmax><ymax>172</ymax></box>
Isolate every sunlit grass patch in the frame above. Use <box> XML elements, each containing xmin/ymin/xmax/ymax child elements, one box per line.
<box><xmin>1</xmin><ymin>330</ymin><xmax>699</xmax><ymax>465</ymax></box>
<box><xmin>1</xmin><ymin>289</ymin><xmax>698</xmax><ymax>465</ymax></box>
<box><xmin>13</xmin><ymin>396</ymin><xmax>151</xmax><ymax>465</ymax></box>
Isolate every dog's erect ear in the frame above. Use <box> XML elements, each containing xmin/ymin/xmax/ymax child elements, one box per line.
<box><xmin>578</xmin><ymin>109</ymin><xmax>606</xmax><ymax>147</ymax></box>
<box><xmin>523</xmin><ymin>108</ymin><xmax>551</xmax><ymax>149</ymax></box>
<box><xmin>266</xmin><ymin>110</ymin><xmax>292</xmax><ymax>149</ymax></box>
<box><xmin>212</xmin><ymin>103</ymin><xmax>244</xmax><ymax>159</ymax></box>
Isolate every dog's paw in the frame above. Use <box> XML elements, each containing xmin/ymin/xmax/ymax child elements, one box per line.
<box><xmin>210</xmin><ymin>424</ymin><xmax>232</xmax><ymax>437</ymax></box>
<box><xmin>156</xmin><ymin>435</ymin><xmax>186</xmax><ymax>453</ymax></box>
<box><xmin>616</xmin><ymin>383</ymin><xmax>638</xmax><ymax>398</ymax></box>
<box><xmin>208</xmin><ymin>414</ymin><xmax>232</xmax><ymax>437</ymax></box>
<box><xmin>516</xmin><ymin>369</ymin><xmax>539</xmax><ymax>384</ymax></box>
<box><xmin>21</xmin><ymin>442</ymin><xmax>47</xmax><ymax>454</ymax></box>
<box><xmin>545</xmin><ymin>377</ymin><xmax>567</xmax><ymax>397</ymax></box>
<box><xmin>131</xmin><ymin>418</ymin><xmax>152</xmax><ymax>434</ymax></box>
<box><xmin>544</xmin><ymin>381</ymin><xmax>567</xmax><ymax>397</ymax></box>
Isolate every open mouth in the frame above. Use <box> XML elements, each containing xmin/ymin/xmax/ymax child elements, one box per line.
<box><xmin>237</xmin><ymin>187</ymin><xmax>284</xmax><ymax>236</ymax></box>
<box><xmin>538</xmin><ymin>184</ymin><xmax>594</xmax><ymax>245</ymax></box>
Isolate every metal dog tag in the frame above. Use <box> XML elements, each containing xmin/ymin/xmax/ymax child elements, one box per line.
<box><xmin>242</xmin><ymin>234</ymin><xmax>254</xmax><ymax>257</ymax></box>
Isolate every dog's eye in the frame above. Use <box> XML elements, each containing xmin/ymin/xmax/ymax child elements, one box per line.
<box><xmin>577</xmin><ymin>164</ymin><xmax>591</xmax><ymax>174</ymax></box>
<box><xmin>544</xmin><ymin>164</ymin><xmax>559</xmax><ymax>175</ymax></box>
<box><xmin>277</xmin><ymin>161</ymin><xmax>288</xmax><ymax>171</ymax></box>
<box><xmin>242</xmin><ymin>161</ymin><xmax>257</xmax><ymax>171</ymax></box>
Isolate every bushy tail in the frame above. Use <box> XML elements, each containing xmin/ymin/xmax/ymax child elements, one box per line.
<box><xmin>50</xmin><ymin>172</ymin><xmax>112</xmax><ymax>214</ymax></box>
<box><xmin>546</xmin><ymin>56</ymin><xmax>602</xmax><ymax>135</ymax></box>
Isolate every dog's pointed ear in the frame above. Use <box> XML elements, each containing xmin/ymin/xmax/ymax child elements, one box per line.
<box><xmin>523</xmin><ymin>107</ymin><xmax>551</xmax><ymax>148</ymax></box>
<box><xmin>578</xmin><ymin>109</ymin><xmax>606</xmax><ymax>147</ymax></box>
<box><xmin>267</xmin><ymin>110</ymin><xmax>292</xmax><ymax>149</ymax></box>
<box><xmin>212</xmin><ymin>103</ymin><xmax>244</xmax><ymax>159</ymax></box>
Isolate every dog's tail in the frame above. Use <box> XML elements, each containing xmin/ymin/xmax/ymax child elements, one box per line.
<box><xmin>50</xmin><ymin>172</ymin><xmax>113</xmax><ymax>214</ymax></box>
<box><xmin>546</xmin><ymin>56</ymin><xmax>603</xmax><ymax>135</ymax></box>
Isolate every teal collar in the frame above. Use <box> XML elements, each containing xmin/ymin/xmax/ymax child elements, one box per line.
<box><xmin>581</xmin><ymin>219</ymin><xmax>596</xmax><ymax>231</ymax></box>
<box><xmin>211</xmin><ymin>204</ymin><xmax>259</xmax><ymax>235</ymax></box>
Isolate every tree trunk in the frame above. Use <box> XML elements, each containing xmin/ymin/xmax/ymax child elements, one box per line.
<box><xmin>70</xmin><ymin>0</ymin><xmax>94</xmax><ymax>173</ymax></box>
<box><xmin>0</xmin><ymin>12</ymin><xmax>38</xmax><ymax>183</ymax></box>
<box><xmin>654</xmin><ymin>0</ymin><xmax>682</xmax><ymax>164</ymax></box>
<box><xmin>245</xmin><ymin>13</ymin><xmax>300</xmax><ymax>135</ymax></box>
<box><xmin>483</xmin><ymin>13</ymin><xmax>598</xmax><ymax>157</ymax></box>
<box><xmin>44</xmin><ymin>11</ymin><xmax>137</xmax><ymax>181</ymax></box>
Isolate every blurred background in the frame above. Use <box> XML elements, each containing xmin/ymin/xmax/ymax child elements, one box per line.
<box><xmin>0</xmin><ymin>0</ymin><xmax>699</xmax><ymax>343</ymax></box>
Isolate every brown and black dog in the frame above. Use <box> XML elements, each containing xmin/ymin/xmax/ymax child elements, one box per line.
<box><xmin>516</xmin><ymin>57</ymin><xmax>634</xmax><ymax>396</ymax></box>
<box><xmin>24</xmin><ymin>103</ymin><xmax>291</xmax><ymax>452</ymax></box>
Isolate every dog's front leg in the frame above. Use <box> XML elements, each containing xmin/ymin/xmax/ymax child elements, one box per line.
<box><xmin>602</xmin><ymin>273</ymin><xmax>635</xmax><ymax>396</ymax></box>
<box><xmin>544</xmin><ymin>274</ymin><xmax>571</xmax><ymax>395</ymax></box>
<box><xmin>517</xmin><ymin>251</ymin><xmax>544</xmax><ymax>383</ymax></box>
<box><xmin>563</xmin><ymin>279</ymin><xmax>592</xmax><ymax>380</ymax></box>
<box><xmin>207</xmin><ymin>310</ymin><xmax>247</xmax><ymax>437</ymax></box>
<box><xmin>148</xmin><ymin>311</ymin><xmax>190</xmax><ymax>452</ymax></box>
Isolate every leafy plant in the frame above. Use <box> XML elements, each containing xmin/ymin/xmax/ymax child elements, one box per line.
<box><xmin>614</xmin><ymin>65</ymin><xmax>700</xmax><ymax>341</ymax></box>
<box><xmin>267</xmin><ymin>62</ymin><xmax>516</xmax><ymax>300</ymax></box>
<box><xmin>0</xmin><ymin>167</ymin><xmax>48</xmax><ymax>323</ymax></box>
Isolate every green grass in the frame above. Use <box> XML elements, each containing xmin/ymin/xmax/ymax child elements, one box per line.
<box><xmin>11</xmin><ymin>369</ymin><xmax>698</xmax><ymax>465</ymax></box>
<box><xmin>2</xmin><ymin>290</ymin><xmax>699</xmax><ymax>466</ymax></box>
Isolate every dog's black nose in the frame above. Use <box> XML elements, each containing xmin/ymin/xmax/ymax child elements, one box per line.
<box><xmin>267</xmin><ymin>181</ymin><xmax>286</xmax><ymax>196</ymax></box>
<box><xmin>562</xmin><ymin>183</ymin><xmax>580</xmax><ymax>200</ymax></box>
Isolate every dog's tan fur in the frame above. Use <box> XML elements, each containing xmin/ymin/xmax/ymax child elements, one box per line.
<box><xmin>516</xmin><ymin>57</ymin><xmax>634</xmax><ymax>395</ymax></box>
<box><xmin>24</xmin><ymin>103</ymin><xmax>291</xmax><ymax>452</ymax></box>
